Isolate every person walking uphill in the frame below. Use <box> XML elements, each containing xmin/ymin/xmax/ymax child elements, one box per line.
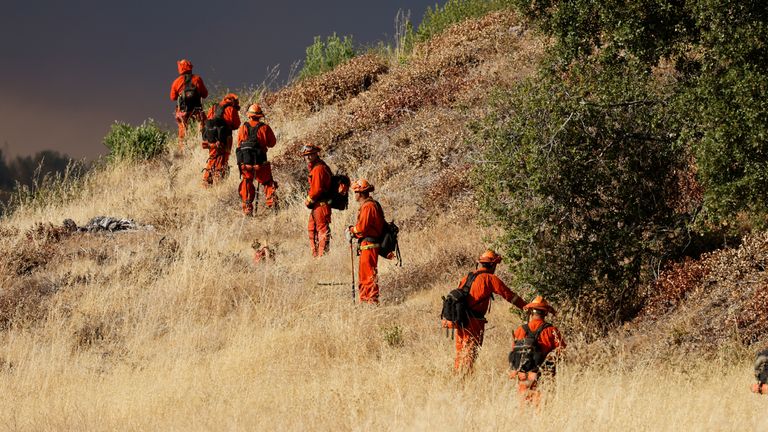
<box><xmin>169</xmin><ymin>59</ymin><xmax>208</xmax><ymax>150</ymax></box>
<box><xmin>236</xmin><ymin>104</ymin><xmax>277</xmax><ymax>215</ymax></box>
<box><xmin>302</xmin><ymin>144</ymin><xmax>332</xmax><ymax>257</ymax></box>
<box><xmin>347</xmin><ymin>179</ymin><xmax>385</xmax><ymax>304</ymax></box>
<box><xmin>510</xmin><ymin>296</ymin><xmax>566</xmax><ymax>407</ymax></box>
<box><xmin>202</xmin><ymin>93</ymin><xmax>241</xmax><ymax>185</ymax></box>
<box><xmin>451</xmin><ymin>250</ymin><xmax>527</xmax><ymax>373</ymax></box>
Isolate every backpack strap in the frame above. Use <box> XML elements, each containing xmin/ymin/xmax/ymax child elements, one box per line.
<box><xmin>521</xmin><ymin>323</ymin><xmax>532</xmax><ymax>338</ymax></box>
<box><xmin>244</xmin><ymin>122</ymin><xmax>264</xmax><ymax>144</ymax></box>
<box><xmin>531</xmin><ymin>323</ymin><xmax>552</xmax><ymax>345</ymax></box>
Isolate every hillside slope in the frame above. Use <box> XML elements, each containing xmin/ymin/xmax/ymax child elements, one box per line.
<box><xmin>0</xmin><ymin>10</ymin><xmax>766</xmax><ymax>431</ymax></box>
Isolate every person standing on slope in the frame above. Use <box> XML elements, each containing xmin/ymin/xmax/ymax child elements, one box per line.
<box><xmin>302</xmin><ymin>144</ymin><xmax>332</xmax><ymax>257</ymax></box>
<box><xmin>509</xmin><ymin>296</ymin><xmax>566</xmax><ymax>407</ymax></box>
<box><xmin>347</xmin><ymin>179</ymin><xmax>386</xmax><ymax>304</ymax></box>
<box><xmin>453</xmin><ymin>250</ymin><xmax>527</xmax><ymax>373</ymax></box>
<box><xmin>169</xmin><ymin>59</ymin><xmax>208</xmax><ymax>150</ymax></box>
<box><xmin>202</xmin><ymin>93</ymin><xmax>241</xmax><ymax>185</ymax></box>
<box><xmin>235</xmin><ymin>104</ymin><xmax>278</xmax><ymax>215</ymax></box>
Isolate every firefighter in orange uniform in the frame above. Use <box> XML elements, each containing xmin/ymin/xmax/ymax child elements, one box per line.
<box><xmin>454</xmin><ymin>250</ymin><xmax>527</xmax><ymax>372</ymax></box>
<box><xmin>510</xmin><ymin>296</ymin><xmax>566</xmax><ymax>407</ymax></box>
<box><xmin>169</xmin><ymin>59</ymin><xmax>208</xmax><ymax>149</ymax></box>
<box><xmin>202</xmin><ymin>93</ymin><xmax>241</xmax><ymax>185</ymax></box>
<box><xmin>347</xmin><ymin>179</ymin><xmax>385</xmax><ymax>304</ymax></box>
<box><xmin>236</xmin><ymin>104</ymin><xmax>277</xmax><ymax>215</ymax></box>
<box><xmin>302</xmin><ymin>144</ymin><xmax>332</xmax><ymax>257</ymax></box>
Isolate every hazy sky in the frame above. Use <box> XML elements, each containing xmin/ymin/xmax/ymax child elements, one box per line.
<box><xmin>0</xmin><ymin>0</ymin><xmax>436</xmax><ymax>160</ymax></box>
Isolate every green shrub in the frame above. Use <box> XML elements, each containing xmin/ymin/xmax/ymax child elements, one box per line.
<box><xmin>472</xmin><ymin>59</ymin><xmax>690</xmax><ymax>322</ymax></box>
<box><xmin>103</xmin><ymin>119</ymin><xmax>169</xmax><ymax>163</ymax></box>
<box><xmin>298</xmin><ymin>33</ymin><xmax>356</xmax><ymax>80</ymax></box>
<box><xmin>512</xmin><ymin>0</ymin><xmax>768</xmax><ymax>227</ymax></box>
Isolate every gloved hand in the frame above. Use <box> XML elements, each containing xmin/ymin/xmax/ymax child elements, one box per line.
<box><xmin>304</xmin><ymin>197</ymin><xmax>313</xmax><ymax>209</ymax></box>
<box><xmin>344</xmin><ymin>227</ymin><xmax>353</xmax><ymax>243</ymax></box>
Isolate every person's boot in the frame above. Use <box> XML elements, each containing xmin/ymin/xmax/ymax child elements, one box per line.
<box><xmin>242</xmin><ymin>202</ymin><xmax>254</xmax><ymax>217</ymax></box>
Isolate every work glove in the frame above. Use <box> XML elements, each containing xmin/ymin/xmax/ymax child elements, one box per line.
<box><xmin>344</xmin><ymin>227</ymin><xmax>353</xmax><ymax>243</ymax></box>
<box><xmin>304</xmin><ymin>197</ymin><xmax>313</xmax><ymax>209</ymax></box>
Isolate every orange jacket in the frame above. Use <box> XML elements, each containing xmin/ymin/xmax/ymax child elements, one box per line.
<box><xmin>169</xmin><ymin>74</ymin><xmax>208</xmax><ymax>101</ymax></box>
<box><xmin>457</xmin><ymin>268</ymin><xmax>527</xmax><ymax>317</ymax></box>
<box><xmin>236</xmin><ymin>120</ymin><xmax>276</xmax><ymax>150</ymax></box>
<box><xmin>513</xmin><ymin>317</ymin><xmax>566</xmax><ymax>357</ymax></box>
<box><xmin>352</xmin><ymin>198</ymin><xmax>385</xmax><ymax>240</ymax></box>
<box><xmin>307</xmin><ymin>159</ymin><xmax>332</xmax><ymax>204</ymax></box>
<box><xmin>207</xmin><ymin>102</ymin><xmax>241</xmax><ymax>131</ymax></box>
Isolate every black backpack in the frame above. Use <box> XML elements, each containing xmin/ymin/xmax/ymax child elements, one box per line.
<box><xmin>378</xmin><ymin>220</ymin><xmax>401</xmax><ymax>265</ymax></box>
<box><xmin>328</xmin><ymin>174</ymin><xmax>351</xmax><ymax>210</ymax></box>
<box><xmin>440</xmin><ymin>272</ymin><xmax>479</xmax><ymax>329</ymax></box>
<box><xmin>509</xmin><ymin>323</ymin><xmax>552</xmax><ymax>373</ymax></box>
<box><xmin>236</xmin><ymin>122</ymin><xmax>267</xmax><ymax>166</ymax></box>
<box><xmin>202</xmin><ymin>103</ymin><xmax>232</xmax><ymax>144</ymax></box>
<box><xmin>363</xmin><ymin>201</ymin><xmax>401</xmax><ymax>265</ymax></box>
<box><xmin>177</xmin><ymin>73</ymin><xmax>202</xmax><ymax>112</ymax></box>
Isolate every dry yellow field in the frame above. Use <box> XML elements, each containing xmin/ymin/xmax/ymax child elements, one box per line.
<box><xmin>1</xmin><ymin>138</ymin><xmax>766</xmax><ymax>431</ymax></box>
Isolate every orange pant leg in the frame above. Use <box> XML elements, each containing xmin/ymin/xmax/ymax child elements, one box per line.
<box><xmin>175</xmin><ymin>109</ymin><xmax>205</xmax><ymax>150</ymax></box>
<box><xmin>239</xmin><ymin>165</ymin><xmax>256</xmax><ymax>215</ymax></box>
<box><xmin>358</xmin><ymin>246</ymin><xmax>379</xmax><ymax>303</ymax></box>
<box><xmin>215</xmin><ymin>138</ymin><xmax>233</xmax><ymax>180</ymax></box>
<box><xmin>358</xmin><ymin>245</ymin><xmax>379</xmax><ymax>304</ymax></box>
<box><xmin>253</xmin><ymin>163</ymin><xmax>278</xmax><ymax>208</ymax></box>
<box><xmin>202</xmin><ymin>147</ymin><xmax>220</xmax><ymax>185</ymax></box>
<box><xmin>454</xmin><ymin>318</ymin><xmax>485</xmax><ymax>372</ymax></box>
<box><xmin>308</xmin><ymin>205</ymin><xmax>332</xmax><ymax>257</ymax></box>
<box><xmin>515</xmin><ymin>371</ymin><xmax>541</xmax><ymax>408</ymax></box>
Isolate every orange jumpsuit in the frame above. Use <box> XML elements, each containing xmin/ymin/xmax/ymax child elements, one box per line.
<box><xmin>512</xmin><ymin>318</ymin><xmax>566</xmax><ymax>405</ymax></box>
<box><xmin>202</xmin><ymin>103</ymin><xmax>240</xmax><ymax>185</ymax></box>
<box><xmin>236</xmin><ymin>120</ymin><xmax>277</xmax><ymax>213</ymax></box>
<box><xmin>351</xmin><ymin>199</ymin><xmax>385</xmax><ymax>304</ymax></box>
<box><xmin>169</xmin><ymin>72</ymin><xmax>208</xmax><ymax>148</ymax></box>
<box><xmin>454</xmin><ymin>269</ymin><xmax>527</xmax><ymax>372</ymax></box>
<box><xmin>306</xmin><ymin>159</ymin><xmax>332</xmax><ymax>256</ymax></box>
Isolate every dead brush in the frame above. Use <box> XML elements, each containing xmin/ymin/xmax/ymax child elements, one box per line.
<box><xmin>0</xmin><ymin>277</ymin><xmax>59</xmax><ymax>330</ymax></box>
<box><xmin>267</xmin><ymin>54</ymin><xmax>389</xmax><ymax>115</ymax></box>
<box><xmin>640</xmin><ymin>256</ymin><xmax>713</xmax><ymax>320</ymax></box>
<box><xmin>289</xmin><ymin>11</ymin><xmax>522</xmax><ymax>151</ymax></box>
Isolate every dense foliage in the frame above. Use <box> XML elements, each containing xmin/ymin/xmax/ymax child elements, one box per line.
<box><xmin>473</xmin><ymin>59</ymin><xmax>690</xmax><ymax>320</ymax></box>
<box><xmin>102</xmin><ymin>119</ymin><xmax>168</xmax><ymax>163</ymax></box>
<box><xmin>473</xmin><ymin>0</ymin><xmax>767</xmax><ymax>320</ymax></box>
<box><xmin>512</xmin><ymin>0</ymin><xmax>768</xmax><ymax>226</ymax></box>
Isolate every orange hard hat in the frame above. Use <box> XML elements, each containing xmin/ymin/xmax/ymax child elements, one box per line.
<box><xmin>301</xmin><ymin>144</ymin><xmax>321</xmax><ymax>156</ymax></box>
<box><xmin>524</xmin><ymin>295</ymin><xmax>557</xmax><ymax>315</ymax></box>
<box><xmin>477</xmin><ymin>249</ymin><xmax>502</xmax><ymax>264</ymax></box>
<box><xmin>351</xmin><ymin>179</ymin><xmax>374</xmax><ymax>193</ymax></box>
<box><xmin>247</xmin><ymin>103</ymin><xmax>264</xmax><ymax>118</ymax></box>
<box><xmin>177</xmin><ymin>59</ymin><xmax>193</xmax><ymax>74</ymax></box>
<box><xmin>223</xmin><ymin>93</ymin><xmax>239</xmax><ymax>103</ymax></box>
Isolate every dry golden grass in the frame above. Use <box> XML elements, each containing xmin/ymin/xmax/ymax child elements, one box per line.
<box><xmin>1</xmin><ymin>11</ymin><xmax>766</xmax><ymax>432</ymax></box>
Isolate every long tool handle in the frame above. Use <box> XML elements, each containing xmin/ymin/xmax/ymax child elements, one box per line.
<box><xmin>350</xmin><ymin>241</ymin><xmax>356</xmax><ymax>304</ymax></box>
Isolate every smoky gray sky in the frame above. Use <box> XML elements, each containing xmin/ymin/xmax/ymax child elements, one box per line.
<box><xmin>0</xmin><ymin>0</ymin><xmax>436</xmax><ymax>160</ymax></box>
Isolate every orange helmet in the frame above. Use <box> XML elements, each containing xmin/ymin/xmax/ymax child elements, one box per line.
<box><xmin>477</xmin><ymin>249</ymin><xmax>502</xmax><ymax>264</ymax></box>
<box><xmin>351</xmin><ymin>179</ymin><xmax>374</xmax><ymax>193</ymax></box>
<box><xmin>223</xmin><ymin>93</ymin><xmax>239</xmax><ymax>103</ymax></box>
<box><xmin>177</xmin><ymin>59</ymin><xmax>193</xmax><ymax>74</ymax></box>
<box><xmin>523</xmin><ymin>295</ymin><xmax>557</xmax><ymax>315</ymax></box>
<box><xmin>247</xmin><ymin>103</ymin><xmax>264</xmax><ymax>118</ymax></box>
<box><xmin>301</xmin><ymin>144</ymin><xmax>321</xmax><ymax>156</ymax></box>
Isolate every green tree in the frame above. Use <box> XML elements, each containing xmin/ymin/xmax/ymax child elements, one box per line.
<box><xmin>473</xmin><ymin>59</ymin><xmax>690</xmax><ymax>320</ymax></box>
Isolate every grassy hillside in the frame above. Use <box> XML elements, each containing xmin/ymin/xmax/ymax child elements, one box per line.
<box><xmin>0</xmin><ymin>9</ymin><xmax>766</xmax><ymax>431</ymax></box>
